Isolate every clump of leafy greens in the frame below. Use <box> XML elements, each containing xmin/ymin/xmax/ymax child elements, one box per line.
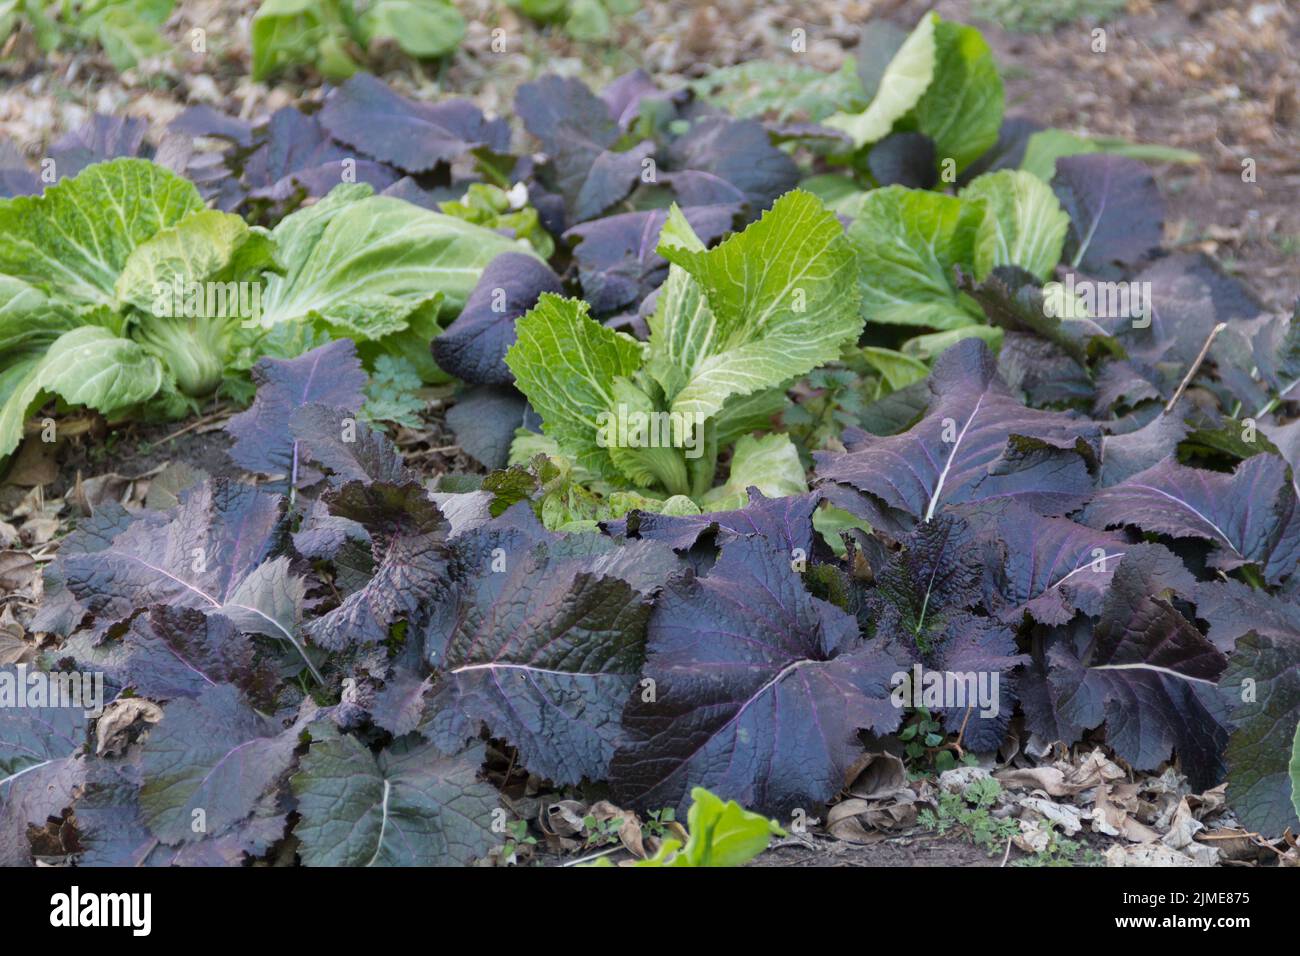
<box><xmin>505</xmin><ymin>188</ymin><xmax>861</xmax><ymax>516</ymax></box>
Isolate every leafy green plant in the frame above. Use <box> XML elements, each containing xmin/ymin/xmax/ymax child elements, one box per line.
<box><xmin>900</xmin><ymin>708</ymin><xmax>979</xmax><ymax>776</ymax></box>
<box><xmin>0</xmin><ymin>0</ymin><xmax>173</xmax><ymax>70</ymax></box>
<box><xmin>251</xmin><ymin>0</ymin><xmax>464</xmax><ymax>81</ymax></box>
<box><xmin>361</xmin><ymin>354</ymin><xmax>426</xmax><ymax>431</ymax></box>
<box><xmin>505</xmin><ymin>189</ymin><xmax>861</xmax><ymax>514</ymax></box>
<box><xmin>439</xmin><ymin>183</ymin><xmax>555</xmax><ymax>260</ymax></box>
<box><xmin>917</xmin><ymin>779</ymin><xmax>1019</xmax><ymax>854</ymax></box>
<box><xmin>505</xmin><ymin>0</ymin><xmax>638</xmax><ymax>42</ymax></box>
<box><xmin>588</xmin><ymin>787</ymin><xmax>784</xmax><ymax>867</ymax></box>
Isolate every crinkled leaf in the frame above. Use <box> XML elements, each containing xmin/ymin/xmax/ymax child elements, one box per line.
<box><xmin>910</xmin><ymin>17</ymin><xmax>1003</xmax><ymax>174</ymax></box>
<box><xmin>305</xmin><ymin>481</ymin><xmax>451</xmax><ymax>650</ymax></box>
<box><xmin>423</xmin><ymin>510</ymin><xmax>679</xmax><ymax>784</ymax></box>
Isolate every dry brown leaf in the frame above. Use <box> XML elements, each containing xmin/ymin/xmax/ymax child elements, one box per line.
<box><xmin>995</xmin><ymin>766</ymin><xmax>1072</xmax><ymax>797</ymax></box>
<box><xmin>845</xmin><ymin>750</ymin><xmax>907</xmax><ymax>800</ymax></box>
<box><xmin>95</xmin><ymin>698</ymin><xmax>163</xmax><ymax>756</ymax></box>
<box><xmin>539</xmin><ymin>799</ymin><xmax>587</xmax><ymax>838</ymax></box>
<box><xmin>0</xmin><ymin>550</ymin><xmax>38</xmax><ymax>592</ymax></box>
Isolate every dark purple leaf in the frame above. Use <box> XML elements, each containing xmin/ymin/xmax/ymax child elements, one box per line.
<box><xmin>815</xmin><ymin>339</ymin><xmax>1101</xmax><ymax>535</ymax></box>
<box><xmin>867</xmin><ymin>132</ymin><xmax>937</xmax><ymax>189</ymax></box>
<box><xmin>49</xmin><ymin>115</ymin><xmax>150</xmax><ymax>179</ymax></box>
<box><xmin>599</xmin><ymin>69</ymin><xmax>682</xmax><ymax>130</ymax></box>
<box><xmin>1028</xmin><ymin>552</ymin><xmax>1230</xmax><ymax>790</ymax></box>
<box><xmin>1084</xmin><ymin>454</ymin><xmax>1300</xmax><ymax>584</ymax></box>
<box><xmin>564</xmin><ymin>205</ymin><xmax>737</xmax><ymax>314</ymax></box>
<box><xmin>444</xmin><ymin>386</ymin><xmax>527</xmax><ymax>471</ymax></box>
<box><xmin>432</xmin><ymin>252</ymin><xmax>564</xmax><ymax>385</ymax></box>
<box><xmin>139</xmin><ymin>684</ymin><xmax>304</xmax><ymax>845</ymax></box>
<box><xmin>319</xmin><ymin>73</ymin><xmax>509</xmax><ymax>175</ymax></box>
<box><xmin>289</xmin><ymin>403</ymin><xmax>416</xmax><ymax>487</ymax></box>
<box><xmin>1218</xmin><ymin>630</ymin><xmax>1300</xmax><ymax>835</ymax></box>
<box><xmin>665</xmin><ymin>114</ymin><xmax>799</xmax><ymax>214</ymax></box>
<box><xmin>305</xmin><ymin>481</ymin><xmax>451</xmax><ymax>650</ymax></box>
<box><xmin>0</xmin><ymin>141</ymin><xmax>40</xmax><ymax>197</ymax></box>
<box><xmin>610</xmin><ymin>537</ymin><xmax>908</xmax><ymax>815</ymax></box>
<box><xmin>1195</xmin><ymin>579</ymin><xmax>1300</xmax><ymax>652</ymax></box>
<box><xmin>291</xmin><ymin>723</ymin><xmax>496</xmax><ymax>866</ymax></box>
<box><xmin>1099</xmin><ymin>408</ymin><xmax>1190</xmax><ymax>486</ymax></box>
<box><xmin>1052</xmin><ymin>154</ymin><xmax>1165</xmax><ymax>275</ymax></box>
<box><xmin>422</xmin><ymin>510</ymin><xmax>680</xmax><ymax>785</ymax></box>
<box><xmin>0</xmin><ymin>679</ymin><xmax>87</xmax><ymax>866</ymax></box>
<box><xmin>167</xmin><ymin>105</ymin><xmax>255</xmax><ymax>147</ymax></box>
<box><xmin>605</xmin><ymin>489</ymin><xmax>822</xmax><ymax>555</ymax></box>
<box><xmin>516</xmin><ymin>75</ymin><xmax>652</xmax><ymax>223</ymax></box>
<box><xmin>226</xmin><ymin>339</ymin><xmax>368</xmax><ymax>479</ymax></box>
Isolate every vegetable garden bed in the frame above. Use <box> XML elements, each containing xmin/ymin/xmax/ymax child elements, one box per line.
<box><xmin>1</xmin><ymin>1</ymin><xmax>1298</xmax><ymax>871</ymax></box>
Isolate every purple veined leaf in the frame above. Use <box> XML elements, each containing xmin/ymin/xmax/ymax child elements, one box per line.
<box><xmin>1115</xmin><ymin>253</ymin><xmax>1268</xmax><ymax>374</ymax></box>
<box><xmin>320</xmin><ymin>73</ymin><xmax>510</xmax><ymax>175</ymax></box>
<box><xmin>444</xmin><ymin>386</ymin><xmax>528</xmax><ymax>471</ymax></box>
<box><xmin>921</xmin><ymin>613</ymin><xmax>1025</xmax><ymax>752</ymax></box>
<box><xmin>515</xmin><ymin>74</ymin><xmax>654</xmax><ymax>223</ymax></box>
<box><xmin>48</xmin><ymin>115</ymin><xmax>151</xmax><ymax>180</ymax></box>
<box><xmin>98</xmin><ymin>606</ymin><xmax>279</xmax><ymax>708</ymax></box>
<box><xmin>249</xmin><ymin>158</ymin><xmax>400</xmax><ymax>204</ymax></box>
<box><xmin>226</xmin><ymin>339</ymin><xmax>368</xmax><ymax>480</ymax></box>
<box><xmin>291</xmin><ymin>723</ymin><xmax>497</xmax><ymax>866</ymax></box>
<box><xmin>664</xmin><ymin>114</ymin><xmax>800</xmax><ymax>216</ymax></box>
<box><xmin>432</xmin><ymin>251</ymin><xmax>564</xmax><ymax>386</ymax></box>
<box><xmin>304</xmin><ymin>481</ymin><xmax>452</xmax><ymax>651</ymax></box>
<box><xmin>422</xmin><ymin>508</ymin><xmax>681</xmax><ymax>785</ymax></box>
<box><xmin>1091</xmin><ymin>358</ymin><xmax>1161</xmax><ymax>416</ymax></box>
<box><xmin>871</xmin><ymin>515</ymin><xmax>984</xmax><ymax>650</ymax></box>
<box><xmin>1051</xmin><ymin>153</ymin><xmax>1165</xmax><ymax>275</ymax></box>
<box><xmin>564</xmin><ymin>204</ymin><xmax>738</xmax><ymax>314</ymax></box>
<box><xmin>610</xmin><ymin>536</ymin><xmax>909</xmax><ymax>816</ymax></box>
<box><xmin>56</xmin><ymin>480</ymin><xmax>321</xmax><ymax>683</ymax></box>
<box><xmin>604</xmin><ymin>489</ymin><xmax>823</xmax><ymax>555</ymax></box>
<box><xmin>30</xmin><ymin>500</ymin><xmax>166</xmax><ymax>637</ymax></box>
<box><xmin>139</xmin><ymin>684</ymin><xmax>308</xmax><ymax>845</ymax></box>
<box><xmin>1217</xmin><ymin>630</ymin><xmax>1300</xmax><ymax>835</ymax></box>
<box><xmin>0</xmin><ymin>677</ymin><xmax>88</xmax><ymax>866</ymax></box>
<box><xmin>289</xmin><ymin>403</ymin><xmax>417</xmax><ymax>487</ymax></box>
<box><xmin>1196</xmin><ymin>578</ymin><xmax>1300</xmax><ymax>652</ymax></box>
<box><xmin>959</xmin><ymin>501</ymin><xmax>1193</xmax><ymax>626</ymax></box>
<box><xmin>996</xmin><ymin>332</ymin><xmax>1094</xmax><ymax>408</ymax></box>
<box><xmin>1084</xmin><ymin>453</ymin><xmax>1300</xmax><ymax>585</ymax></box>
<box><xmin>1026</xmin><ymin>551</ymin><xmax>1230</xmax><ymax>791</ymax></box>
<box><xmin>815</xmin><ymin>339</ymin><xmax>1101</xmax><ymax>536</ymax></box>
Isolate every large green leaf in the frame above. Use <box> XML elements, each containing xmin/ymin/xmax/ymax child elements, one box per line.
<box><xmin>824</xmin><ymin>13</ymin><xmax>937</xmax><ymax>149</ymax></box>
<box><xmin>259</xmin><ymin>184</ymin><xmax>525</xmax><ymax>348</ymax></box>
<box><xmin>653</xmin><ymin>189</ymin><xmax>862</xmax><ymax>421</ymax></box>
<box><xmin>0</xmin><ymin>158</ymin><xmax>204</xmax><ymax>308</ymax></box>
<box><xmin>115</xmin><ymin>209</ymin><xmax>278</xmax><ymax>314</ymax></box>
<box><xmin>0</xmin><ymin>326</ymin><xmax>164</xmax><ymax>458</ymax></box>
<box><xmin>505</xmin><ymin>293</ymin><xmax>645</xmax><ymax>483</ymax></box>
<box><xmin>911</xmin><ymin>18</ymin><xmax>1003</xmax><ymax>173</ymax></box>
<box><xmin>358</xmin><ymin>0</ymin><xmax>465</xmax><ymax>58</ymax></box>
<box><xmin>699</xmin><ymin>433</ymin><xmax>807</xmax><ymax>511</ymax></box>
<box><xmin>962</xmin><ymin>170</ymin><xmax>1069</xmax><ymax>281</ymax></box>
<box><xmin>846</xmin><ymin>185</ymin><xmax>986</xmax><ymax>329</ymax></box>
